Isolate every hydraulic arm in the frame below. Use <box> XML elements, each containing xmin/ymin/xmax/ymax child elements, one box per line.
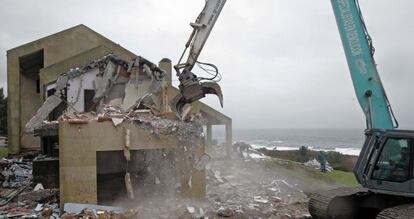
<box><xmin>331</xmin><ymin>0</ymin><xmax>397</xmax><ymax>129</ymax></box>
<box><xmin>171</xmin><ymin>0</ymin><xmax>226</xmax><ymax>117</ymax></box>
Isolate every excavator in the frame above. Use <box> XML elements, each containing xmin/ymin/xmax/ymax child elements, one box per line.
<box><xmin>172</xmin><ymin>0</ymin><xmax>414</xmax><ymax>218</ymax></box>
<box><xmin>309</xmin><ymin>1</ymin><xmax>414</xmax><ymax>218</ymax></box>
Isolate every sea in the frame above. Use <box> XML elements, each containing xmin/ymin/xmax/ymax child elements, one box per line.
<box><xmin>213</xmin><ymin>128</ymin><xmax>365</xmax><ymax>156</ymax></box>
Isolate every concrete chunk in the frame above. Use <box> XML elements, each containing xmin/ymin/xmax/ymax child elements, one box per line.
<box><xmin>25</xmin><ymin>95</ymin><xmax>62</xmax><ymax>133</ymax></box>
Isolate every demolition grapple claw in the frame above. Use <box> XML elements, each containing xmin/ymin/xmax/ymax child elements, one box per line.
<box><xmin>170</xmin><ymin>69</ymin><xmax>223</xmax><ymax>119</ymax></box>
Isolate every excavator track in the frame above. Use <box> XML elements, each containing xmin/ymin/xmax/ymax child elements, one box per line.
<box><xmin>309</xmin><ymin>187</ymin><xmax>368</xmax><ymax>219</ymax></box>
<box><xmin>376</xmin><ymin>204</ymin><xmax>414</xmax><ymax>219</ymax></box>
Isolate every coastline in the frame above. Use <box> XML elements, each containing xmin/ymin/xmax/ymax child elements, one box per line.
<box><xmin>233</xmin><ymin>142</ymin><xmax>359</xmax><ymax>172</ymax></box>
<box><xmin>249</xmin><ymin>144</ymin><xmax>361</xmax><ymax>156</ymax></box>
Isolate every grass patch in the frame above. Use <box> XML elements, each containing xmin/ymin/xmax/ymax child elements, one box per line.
<box><xmin>259</xmin><ymin>147</ymin><xmax>358</xmax><ymax>172</ymax></box>
<box><xmin>321</xmin><ymin>170</ymin><xmax>358</xmax><ymax>187</ymax></box>
<box><xmin>266</xmin><ymin>158</ymin><xmax>359</xmax><ymax>188</ymax></box>
<box><xmin>0</xmin><ymin>147</ymin><xmax>7</xmax><ymax>158</ymax></box>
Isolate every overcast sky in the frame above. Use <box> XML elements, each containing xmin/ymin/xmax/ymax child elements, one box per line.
<box><xmin>0</xmin><ymin>1</ymin><xmax>413</xmax><ymax>129</ymax></box>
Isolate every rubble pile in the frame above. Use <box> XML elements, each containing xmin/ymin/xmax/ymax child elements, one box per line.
<box><xmin>127</xmin><ymin>143</ymin><xmax>312</xmax><ymax>218</ymax></box>
<box><xmin>233</xmin><ymin>142</ymin><xmax>268</xmax><ymax>160</ymax></box>
<box><xmin>0</xmin><ymin>141</ymin><xmax>318</xmax><ymax>218</ymax></box>
<box><xmin>0</xmin><ymin>157</ymin><xmax>60</xmax><ymax>218</ymax></box>
<box><xmin>77</xmin><ymin>141</ymin><xmax>313</xmax><ymax>218</ymax></box>
<box><xmin>304</xmin><ymin>158</ymin><xmax>333</xmax><ymax>172</ymax></box>
<box><xmin>204</xmin><ymin>144</ymin><xmax>311</xmax><ymax>219</ymax></box>
<box><xmin>60</xmin><ymin>104</ymin><xmax>205</xmax><ymax>149</ymax></box>
<box><xmin>1</xmin><ymin>158</ymin><xmax>32</xmax><ymax>189</ymax></box>
<box><xmin>60</xmin><ymin>208</ymin><xmax>138</xmax><ymax>219</ymax></box>
<box><xmin>25</xmin><ymin>53</ymin><xmax>167</xmax><ymax>134</ymax></box>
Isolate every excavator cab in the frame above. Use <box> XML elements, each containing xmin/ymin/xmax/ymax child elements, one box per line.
<box><xmin>355</xmin><ymin>129</ymin><xmax>414</xmax><ymax>194</ymax></box>
<box><xmin>310</xmin><ymin>130</ymin><xmax>414</xmax><ymax>219</ymax></box>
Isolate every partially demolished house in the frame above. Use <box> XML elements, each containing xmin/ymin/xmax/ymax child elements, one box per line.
<box><xmin>6</xmin><ymin>25</ymin><xmax>232</xmax><ymax>206</ymax></box>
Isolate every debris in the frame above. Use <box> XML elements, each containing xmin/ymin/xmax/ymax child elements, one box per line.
<box><xmin>284</xmin><ymin>213</ymin><xmax>293</xmax><ymax>218</ymax></box>
<box><xmin>112</xmin><ymin>117</ymin><xmax>124</xmax><ymax>126</ymax></box>
<box><xmin>301</xmin><ymin>213</ymin><xmax>312</xmax><ymax>219</ymax></box>
<box><xmin>60</xmin><ymin>112</ymin><xmax>91</xmax><ymax>124</ymax></box>
<box><xmin>188</xmin><ymin>175</ymin><xmax>192</xmax><ymax>188</ymax></box>
<box><xmin>213</xmin><ymin>170</ymin><xmax>224</xmax><ymax>183</ymax></box>
<box><xmin>33</xmin><ymin>183</ymin><xmax>44</xmax><ymax>191</ymax></box>
<box><xmin>194</xmin><ymin>154</ymin><xmax>211</xmax><ymax>171</ymax></box>
<box><xmin>0</xmin><ymin>186</ymin><xmax>28</xmax><ymax>206</ymax></box>
<box><xmin>122</xmin><ymin>208</ymin><xmax>139</xmax><ymax>218</ymax></box>
<box><xmin>180</xmin><ymin>104</ymin><xmax>192</xmax><ymax>120</ymax></box>
<box><xmin>24</xmin><ymin>95</ymin><xmax>62</xmax><ymax>133</ymax></box>
<box><xmin>217</xmin><ymin>206</ymin><xmax>233</xmax><ymax>217</ymax></box>
<box><xmin>42</xmin><ymin>207</ymin><xmax>53</xmax><ymax>217</ymax></box>
<box><xmin>254</xmin><ymin>196</ymin><xmax>269</xmax><ymax>204</ymax></box>
<box><xmin>1</xmin><ymin>158</ymin><xmax>32</xmax><ymax>188</ymax></box>
<box><xmin>125</xmin><ymin>93</ymin><xmax>154</xmax><ymax>112</ymax></box>
<box><xmin>63</xmin><ymin>203</ymin><xmax>123</xmax><ymax>214</ymax></box>
<box><xmin>204</xmin><ymin>142</ymin><xmax>311</xmax><ymax>218</ymax></box>
<box><xmin>34</xmin><ymin>203</ymin><xmax>43</xmax><ymax>211</ymax></box>
<box><xmin>123</xmin><ymin>128</ymin><xmax>131</xmax><ymax>161</ymax></box>
<box><xmin>62</xmin><ymin>203</ymin><xmax>136</xmax><ymax>219</ymax></box>
<box><xmin>304</xmin><ymin>158</ymin><xmax>333</xmax><ymax>172</ymax></box>
<box><xmin>6</xmin><ymin>207</ymin><xmax>33</xmax><ymax>218</ymax></box>
<box><xmin>186</xmin><ymin>206</ymin><xmax>195</xmax><ymax>214</ymax></box>
<box><xmin>271</xmin><ymin>196</ymin><xmax>282</xmax><ymax>203</ymax></box>
<box><xmin>125</xmin><ymin>172</ymin><xmax>135</xmax><ymax>199</ymax></box>
<box><xmin>18</xmin><ymin>189</ymin><xmax>59</xmax><ymax>203</ymax></box>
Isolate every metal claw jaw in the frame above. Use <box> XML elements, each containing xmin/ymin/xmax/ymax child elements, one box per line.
<box><xmin>170</xmin><ymin>81</ymin><xmax>223</xmax><ymax>119</ymax></box>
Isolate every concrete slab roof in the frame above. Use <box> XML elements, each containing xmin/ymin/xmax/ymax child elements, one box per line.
<box><xmin>7</xmin><ymin>24</ymin><xmax>134</xmax><ymax>57</ymax></box>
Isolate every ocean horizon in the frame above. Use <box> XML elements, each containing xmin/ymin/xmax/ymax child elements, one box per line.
<box><xmin>212</xmin><ymin>128</ymin><xmax>365</xmax><ymax>156</ymax></box>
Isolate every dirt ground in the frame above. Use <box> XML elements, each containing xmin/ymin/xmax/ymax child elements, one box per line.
<box><xmin>1</xmin><ymin>143</ymin><xmax>351</xmax><ymax>218</ymax></box>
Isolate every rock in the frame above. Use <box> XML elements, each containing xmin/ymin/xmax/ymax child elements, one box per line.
<box><xmin>177</xmin><ymin>206</ymin><xmax>192</xmax><ymax>219</ymax></box>
<box><xmin>33</xmin><ymin>183</ymin><xmax>44</xmax><ymax>191</ymax></box>
<box><xmin>186</xmin><ymin>206</ymin><xmax>195</xmax><ymax>214</ymax></box>
<box><xmin>122</xmin><ymin>209</ymin><xmax>139</xmax><ymax>218</ymax></box>
<box><xmin>254</xmin><ymin>196</ymin><xmax>269</xmax><ymax>204</ymax></box>
<box><xmin>61</xmin><ymin>213</ymin><xmax>77</xmax><ymax>219</ymax></box>
<box><xmin>217</xmin><ymin>206</ymin><xmax>233</xmax><ymax>217</ymax></box>
<box><xmin>271</xmin><ymin>196</ymin><xmax>282</xmax><ymax>203</ymax></box>
<box><xmin>297</xmin><ymin>213</ymin><xmax>312</xmax><ymax>219</ymax></box>
<box><xmin>18</xmin><ymin>189</ymin><xmax>59</xmax><ymax>203</ymax></box>
<box><xmin>42</xmin><ymin>207</ymin><xmax>53</xmax><ymax>217</ymax></box>
<box><xmin>34</xmin><ymin>203</ymin><xmax>43</xmax><ymax>211</ymax></box>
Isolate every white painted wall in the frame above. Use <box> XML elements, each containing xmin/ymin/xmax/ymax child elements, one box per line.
<box><xmin>66</xmin><ymin>69</ymin><xmax>98</xmax><ymax>112</ymax></box>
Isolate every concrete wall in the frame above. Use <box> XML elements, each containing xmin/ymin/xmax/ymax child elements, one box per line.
<box><xmin>20</xmin><ymin>68</ymin><xmax>42</xmax><ymax>147</ymax></box>
<box><xmin>59</xmin><ymin>120</ymin><xmax>205</xmax><ymax>206</ymax></box>
<box><xmin>7</xmin><ymin>25</ymin><xmax>135</xmax><ymax>154</ymax></box>
<box><xmin>66</xmin><ymin>69</ymin><xmax>97</xmax><ymax>112</ymax></box>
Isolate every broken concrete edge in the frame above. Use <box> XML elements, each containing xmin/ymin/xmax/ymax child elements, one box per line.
<box><xmin>58</xmin><ymin>108</ymin><xmax>207</xmax><ymax>147</ymax></box>
<box><xmin>62</xmin><ymin>203</ymin><xmax>140</xmax><ymax>218</ymax></box>
<box><xmin>63</xmin><ymin>203</ymin><xmax>123</xmax><ymax>214</ymax></box>
<box><xmin>24</xmin><ymin>53</ymin><xmax>168</xmax><ymax>133</ymax></box>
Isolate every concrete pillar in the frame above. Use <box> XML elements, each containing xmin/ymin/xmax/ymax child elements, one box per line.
<box><xmin>7</xmin><ymin>53</ymin><xmax>21</xmax><ymax>155</ymax></box>
<box><xmin>206</xmin><ymin>124</ymin><xmax>213</xmax><ymax>147</ymax></box>
<box><xmin>158</xmin><ymin>58</ymin><xmax>172</xmax><ymax>113</ymax></box>
<box><xmin>225</xmin><ymin>120</ymin><xmax>233</xmax><ymax>157</ymax></box>
<box><xmin>158</xmin><ymin>58</ymin><xmax>172</xmax><ymax>86</ymax></box>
